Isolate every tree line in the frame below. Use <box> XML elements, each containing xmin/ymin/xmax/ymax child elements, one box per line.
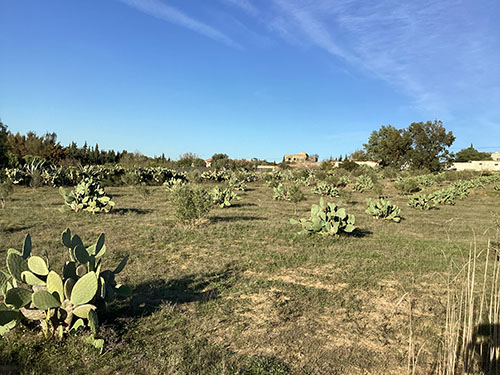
<box><xmin>0</xmin><ymin>119</ymin><xmax>493</xmax><ymax>172</ymax></box>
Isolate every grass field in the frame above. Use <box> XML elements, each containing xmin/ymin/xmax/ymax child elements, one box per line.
<box><xmin>0</xmin><ymin>178</ymin><xmax>499</xmax><ymax>374</ymax></box>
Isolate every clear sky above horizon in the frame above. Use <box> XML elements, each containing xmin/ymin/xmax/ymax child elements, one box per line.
<box><xmin>1</xmin><ymin>0</ymin><xmax>499</xmax><ymax>161</ymax></box>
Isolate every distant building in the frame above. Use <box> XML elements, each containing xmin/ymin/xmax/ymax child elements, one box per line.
<box><xmin>205</xmin><ymin>158</ymin><xmax>212</xmax><ymax>168</ymax></box>
<box><xmin>328</xmin><ymin>160</ymin><xmax>379</xmax><ymax>168</ymax></box>
<box><xmin>283</xmin><ymin>152</ymin><xmax>318</xmax><ymax>164</ymax></box>
<box><xmin>450</xmin><ymin>152</ymin><xmax>500</xmax><ymax>171</ymax></box>
<box><xmin>451</xmin><ymin>160</ymin><xmax>500</xmax><ymax>172</ymax></box>
<box><xmin>256</xmin><ymin>165</ymin><xmax>278</xmax><ymax>172</ymax></box>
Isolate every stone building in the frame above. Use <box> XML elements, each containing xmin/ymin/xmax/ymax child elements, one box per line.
<box><xmin>283</xmin><ymin>152</ymin><xmax>318</xmax><ymax>163</ymax></box>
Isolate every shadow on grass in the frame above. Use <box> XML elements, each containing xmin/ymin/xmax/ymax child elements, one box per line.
<box><xmin>210</xmin><ymin>215</ymin><xmax>265</xmax><ymax>223</ymax></box>
<box><xmin>112</xmin><ymin>208</ymin><xmax>151</xmax><ymax>215</ymax></box>
<box><xmin>107</xmin><ymin>266</ymin><xmax>238</xmax><ymax>322</ymax></box>
<box><xmin>351</xmin><ymin>228</ymin><xmax>372</xmax><ymax>238</ymax></box>
<box><xmin>3</xmin><ymin>225</ymin><xmax>34</xmax><ymax>234</ymax></box>
<box><xmin>466</xmin><ymin>323</ymin><xmax>500</xmax><ymax>374</ymax></box>
<box><xmin>230</xmin><ymin>202</ymin><xmax>258</xmax><ymax>208</ymax></box>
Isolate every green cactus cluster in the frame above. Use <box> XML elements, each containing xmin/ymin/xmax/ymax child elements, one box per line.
<box><xmin>311</xmin><ymin>182</ymin><xmax>340</xmax><ymax>198</ymax></box>
<box><xmin>407</xmin><ymin>193</ymin><xmax>436</xmax><ymax>210</ymax></box>
<box><xmin>0</xmin><ymin>230</ymin><xmax>130</xmax><ymax>347</ymax></box>
<box><xmin>201</xmin><ymin>169</ymin><xmax>231</xmax><ymax>182</ymax></box>
<box><xmin>228</xmin><ymin>176</ymin><xmax>247</xmax><ymax>191</ymax></box>
<box><xmin>164</xmin><ymin>178</ymin><xmax>187</xmax><ymax>192</ymax></box>
<box><xmin>365</xmin><ymin>198</ymin><xmax>401</xmax><ymax>222</ymax></box>
<box><xmin>59</xmin><ymin>177</ymin><xmax>115</xmax><ymax>213</ymax></box>
<box><xmin>351</xmin><ymin>174</ymin><xmax>373</xmax><ymax>192</ymax></box>
<box><xmin>210</xmin><ymin>186</ymin><xmax>240</xmax><ymax>208</ymax></box>
<box><xmin>290</xmin><ymin>198</ymin><xmax>356</xmax><ymax>236</ymax></box>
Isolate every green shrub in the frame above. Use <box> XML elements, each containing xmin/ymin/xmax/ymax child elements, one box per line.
<box><xmin>59</xmin><ymin>177</ymin><xmax>115</xmax><ymax>213</ymax></box>
<box><xmin>0</xmin><ymin>181</ymin><xmax>13</xmax><ymax>209</ymax></box>
<box><xmin>290</xmin><ymin>198</ymin><xmax>356</xmax><ymax>236</ymax></box>
<box><xmin>394</xmin><ymin>177</ymin><xmax>421</xmax><ymax>195</ymax></box>
<box><xmin>339</xmin><ymin>160</ymin><xmax>359</xmax><ymax>172</ymax></box>
<box><xmin>0</xmin><ymin>229</ymin><xmax>131</xmax><ymax>350</ymax></box>
<box><xmin>170</xmin><ymin>185</ymin><xmax>212</xmax><ymax>224</ymax></box>
<box><xmin>273</xmin><ymin>183</ymin><xmax>303</xmax><ymax>201</ymax></box>
<box><xmin>352</xmin><ymin>174</ymin><xmax>373</xmax><ymax>192</ymax></box>
<box><xmin>288</xmin><ymin>184</ymin><xmax>305</xmax><ymax>205</ymax></box>
<box><xmin>365</xmin><ymin>198</ymin><xmax>401</xmax><ymax>222</ymax></box>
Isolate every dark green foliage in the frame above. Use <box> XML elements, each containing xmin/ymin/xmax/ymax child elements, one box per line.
<box><xmin>0</xmin><ymin>121</ymin><xmax>8</xmax><ymax>168</ymax></box>
<box><xmin>339</xmin><ymin>159</ymin><xmax>359</xmax><ymax>171</ymax></box>
<box><xmin>364</xmin><ymin>125</ymin><xmax>412</xmax><ymax>168</ymax></box>
<box><xmin>394</xmin><ymin>178</ymin><xmax>421</xmax><ymax>195</ymax></box>
<box><xmin>364</xmin><ymin>120</ymin><xmax>454</xmax><ymax>171</ymax></box>
<box><xmin>406</xmin><ymin>120</ymin><xmax>455</xmax><ymax>171</ymax></box>
<box><xmin>455</xmin><ymin>144</ymin><xmax>492</xmax><ymax>162</ymax></box>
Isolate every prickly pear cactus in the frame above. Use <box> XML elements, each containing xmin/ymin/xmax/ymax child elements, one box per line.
<box><xmin>211</xmin><ymin>186</ymin><xmax>239</xmax><ymax>208</ymax></box>
<box><xmin>407</xmin><ymin>193</ymin><xmax>436</xmax><ymax>210</ymax></box>
<box><xmin>59</xmin><ymin>177</ymin><xmax>115</xmax><ymax>213</ymax></box>
<box><xmin>0</xmin><ymin>229</ymin><xmax>131</xmax><ymax>350</ymax></box>
<box><xmin>164</xmin><ymin>178</ymin><xmax>186</xmax><ymax>192</ymax></box>
<box><xmin>365</xmin><ymin>198</ymin><xmax>401</xmax><ymax>222</ymax></box>
<box><xmin>311</xmin><ymin>182</ymin><xmax>339</xmax><ymax>198</ymax></box>
<box><xmin>290</xmin><ymin>198</ymin><xmax>356</xmax><ymax>236</ymax></box>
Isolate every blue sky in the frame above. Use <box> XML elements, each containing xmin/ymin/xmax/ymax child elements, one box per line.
<box><xmin>1</xmin><ymin>0</ymin><xmax>499</xmax><ymax>161</ymax></box>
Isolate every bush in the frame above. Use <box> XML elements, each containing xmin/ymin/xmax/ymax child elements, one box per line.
<box><xmin>273</xmin><ymin>183</ymin><xmax>304</xmax><ymax>202</ymax></box>
<box><xmin>394</xmin><ymin>177</ymin><xmax>421</xmax><ymax>195</ymax></box>
<box><xmin>352</xmin><ymin>174</ymin><xmax>373</xmax><ymax>192</ymax></box>
<box><xmin>0</xmin><ymin>229</ymin><xmax>131</xmax><ymax>350</ymax></box>
<box><xmin>340</xmin><ymin>160</ymin><xmax>359</xmax><ymax>172</ymax></box>
<box><xmin>0</xmin><ymin>181</ymin><xmax>13</xmax><ymax>209</ymax></box>
<box><xmin>170</xmin><ymin>185</ymin><xmax>212</xmax><ymax>224</ymax></box>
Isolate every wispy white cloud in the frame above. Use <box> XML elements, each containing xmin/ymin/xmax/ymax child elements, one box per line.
<box><xmin>118</xmin><ymin>0</ymin><xmax>241</xmax><ymax>49</ymax></box>
<box><xmin>220</xmin><ymin>0</ymin><xmax>259</xmax><ymax>17</ymax></box>
<box><xmin>269</xmin><ymin>0</ymin><xmax>351</xmax><ymax>60</ymax></box>
<box><xmin>257</xmin><ymin>0</ymin><xmax>500</xmax><ymax>124</ymax></box>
